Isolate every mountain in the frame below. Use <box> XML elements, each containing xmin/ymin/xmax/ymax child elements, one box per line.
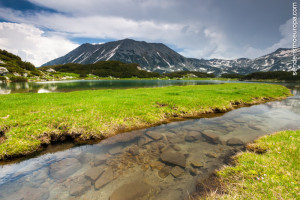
<box><xmin>43</xmin><ymin>39</ymin><xmax>300</xmax><ymax>75</ymax></box>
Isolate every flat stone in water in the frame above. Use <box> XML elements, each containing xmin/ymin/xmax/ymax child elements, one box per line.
<box><xmin>160</xmin><ymin>151</ymin><xmax>186</xmax><ymax>168</ymax></box>
<box><xmin>94</xmin><ymin>168</ymin><xmax>115</xmax><ymax>190</ymax></box>
<box><xmin>171</xmin><ymin>166</ymin><xmax>184</xmax><ymax>177</ymax></box>
<box><xmin>187</xmin><ymin>131</ymin><xmax>202</xmax><ymax>140</ymax></box>
<box><xmin>171</xmin><ymin>144</ymin><xmax>181</xmax><ymax>151</ymax></box>
<box><xmin>158</xmin><ymin>166</ymin><xmax>172</xmax><ymax>178</ymax></box>
<box><xmin>49</xmin><ymin>158</ymin><xmax>81</xmax><ymax>180</ymax></box>
<box><xmin>190</xmin><ymin>160</ymin><xmax>204</xmax><ymax>168</ymax></box>
<box><xmin>110</xmin><ymin>180</ymin><xmax>152</xmax><ymax>200</ymax></box>
<box><xmin>205</xmin><ymin>152</ymin><xmax>217</xmax><ymax>158</ymax></box>
<box><xmin>226</xmin><ymin>138</ymin><xmax>244</xmax><ymax>146</ymax></box>
<box><xmin>146</xmin><ymin>131</ymin><xmax>163</xmax><ymax>140</ymax></box>
<box><xmin>201</xmin><ymin>130</ymin><xmax>220</xmax><ymax>144</ymax></box>
<box><xmin>85</xmin><ymin>166</ymin><xmax>104</xmax><ymax>183</ymax></box>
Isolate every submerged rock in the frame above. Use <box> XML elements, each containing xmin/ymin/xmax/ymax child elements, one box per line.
<box><xmin>128</xmin><ymin>145</ymin><xmax>140</xmax><ymax>156</ymax></box>
<box><xmin>170</xmin><ymin>166</ymin><xmax>184</xmax><ymax>177</ymax></box>
<box><xmin>94</xmin><ymin>168</ymin><xmax>115</xmax><ymax>190</ymax></box>
<box><xmin>201</xmin><ymin>130</ymin><xmax>220</xmax><ymax>144</ymax></box>
<box><xmin>138</xmin><ymin>136</ymin><xmax>153</xmax><ymax>146</ymax></box>
<box><xmin>49</xmin><ymin>158</ymin><xmax>81</xmax><ymax>180</ymax></box>
<box><xmin>226</xmin><ymin>138</ymin><xmax>244</xmax><ymax>146</ymax></box>
<box><xmin>160</xmin><ymin>151</ymin><xmax>186</xmax><ymax>168</ymax></box>
<box><xmin>158</xmin><ymin>166</ymin><xmax>172</xmax><ymax>178</ymax></box>
<box><xmin>150</xmin><ymin>160</ymin><xmax>165</xmax><ymax>170</ymax></box>
<box><xmin>110</xmin><ymin>181</ymin><xmax>152</xmax><ymax>200</ymax></box>
<box><xmin>190</xmin><ymin>160</ymin><xmax>204</xmax><ymax>168</ymax></box>
<box><xmin>184</xmin><ymin>135</ymin><xmax>196</xmax><ymax>142</ymax></box>
<box><xmin>108</xmin><ymin>146</ymin><xmax>124</xmax><ymax>155</ymax></box>
<box><xmin>85</xmin><ymin>166</ymin><xmax>104</xmax><ymax>183</ymax></box>
<box><xmin>146</xmin><ymin>131</ymin><xmax>163</xmax><ymax>140</ymax></box>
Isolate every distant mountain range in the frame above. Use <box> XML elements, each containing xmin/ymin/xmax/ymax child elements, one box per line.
<box><xmin>43</xmin><ymin>39</ymin><xmax>300</xmax><ymax>75</ymax></box>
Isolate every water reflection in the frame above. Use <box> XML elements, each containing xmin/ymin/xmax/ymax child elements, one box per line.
<box><xmin>0</xmin><ymin>80</ymin><xmax>232</xmax><ymax>94</ymax></box>
<box><xmin>0</xmin><ymin>84</ymin><xmax>299</xmax><ymax>200</ymax></box>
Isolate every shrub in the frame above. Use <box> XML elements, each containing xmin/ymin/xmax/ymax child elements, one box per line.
<box><xmin>10</xmin><ymin>76</ymin><xmax>28</xmax><ymax>82</ymax></box>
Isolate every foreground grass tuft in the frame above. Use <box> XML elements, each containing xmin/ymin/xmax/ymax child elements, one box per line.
<box><xmin>204</xmin><ymin>130</ymin><xmax>300</xmax><ymax>200</ymax></box>
<box><xmin>0</xmin><ymin>83</ymin><xmax>290</xmax><ymax>160</ymax></box>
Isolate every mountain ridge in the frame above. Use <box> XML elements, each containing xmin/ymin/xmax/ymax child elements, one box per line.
<box><xmin>42</xmin><ymin>39</ymin><xmax>300</xmax><ymax>75</ymax></box>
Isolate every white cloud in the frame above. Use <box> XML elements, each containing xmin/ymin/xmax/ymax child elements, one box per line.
<box><xmin>0</xmin><ymin>22</ymin><xmax>78</xmax><ymax>66</ymax></box>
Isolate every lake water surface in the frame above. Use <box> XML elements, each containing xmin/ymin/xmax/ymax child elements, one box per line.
<box><xmin>0</xmin><ymin>81</ymin><xmax>299</xmax><ymax>200</ymax></box>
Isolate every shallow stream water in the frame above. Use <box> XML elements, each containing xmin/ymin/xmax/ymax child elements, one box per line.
<box><xmin>0</xmin><ymin>83</ymin><xmax>299</xmax><ymax>200</ymax></box>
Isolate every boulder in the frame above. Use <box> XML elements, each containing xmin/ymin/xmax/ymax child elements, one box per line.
<box><xmin>109</xmin><ymin>181</ymin><xmax>152</xmax><ymax>200</ymax></box>
<box><xmin>201</xmin><ymin>130</ymin><xmax>220</xmax><ymax>144</ymax></box>
<box><xmin>226</xmin><ymin>138</ymin><xmax>244</xmax><ymax>146</ymax></box>
<box><xmin>50</xmin><ymin>158</ymin><xmax>81</xmax><ymax>180</ymax></box>
<box><xmin>170</xmin><ymin>166</ymin><xmax>184</xmax><ymax>177</ymax></box>
<box><xmin>145</xmin><ymin>131</ymin><xmax>163</xmax><ymax>140</ymax></box>
<box><xmin>46</xmin><ymin>68</ymin><xmax>56</xmax><ymax>73</ymax></box>
<box><xmin>0</xmin><ymin>67</ymin><xmax>8</xmax><ymax>76</ymax></box>
<box><xmin>94</xmin><ymin>168</ymin><xmax>115</xmax><ymax>189</ymax></box>
<box><xmin>160</xmin><ymin>151</ymin><xmax>186</xmax><ymax>168</ymax></box>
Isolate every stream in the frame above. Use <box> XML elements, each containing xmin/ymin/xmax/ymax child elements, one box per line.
<box><xmin>0</xmin><ymin>82</ymin><xmax>299</xmax><ymax>200</ymax></box>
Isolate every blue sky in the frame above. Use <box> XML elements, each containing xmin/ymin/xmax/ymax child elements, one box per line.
<box><xmin>0</xmin><ymin>0</ymin><xmax>298</xmax><ymax>66</ymax></box>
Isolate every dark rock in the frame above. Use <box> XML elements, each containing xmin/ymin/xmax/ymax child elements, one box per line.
<box><xmin>146</xmin><ymin>131</ymin><xmax>163</xmax><ymax>140</ymax></box>
<box><xmin>226</xmin><ymin>138</ymin><xmax>244</xmax><ymax>146</ymax></box>
<box><xmin>50</xmin><ymin>158</ymin><xmax>81</xmax><ymax>180</ymax></box>
<box><xmin>158</xmin><ymin>166</ymin><xmax>172</xmax><ymax>178</ymax></box>
<box><xmin>85</xmin><ymin>166</ymin><xmax>104</xmax><ymax>183</ymax></box>
<box><xmin>201</xmin><ymin>130</ymin><xmax>220</xmax><ymax>144</ymax></box>
<box><xmin>110</xmin><ymin>181</ymin><xmax>152</xmax><ymax>200</ymax></box>
<box><xmin>94</xmin><ymin>168</ymin><xmax>115</xmax><ymax>189</ymax></box>
<box><xmin>170</xmin><ymin>166</ymin><xmax>184</xmax><ymax>177</ymax></box>
<box><xmin>160</xmin><ymin>151</ymin><xmax>186</xmax><ymax>168</ymax></box>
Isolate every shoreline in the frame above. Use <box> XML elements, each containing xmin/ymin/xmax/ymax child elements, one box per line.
<box><xmin>193</xmin><ymin>130</ymin><xmax>300</xmax><ymax>199</ymax></box>
<box><xmin>0</xmin><ymin>95</ymin><xmax>288</xmax><ymax>163</ymax></box>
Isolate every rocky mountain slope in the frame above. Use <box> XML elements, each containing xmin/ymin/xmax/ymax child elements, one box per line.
<box><xmin>43</xmin><ymin>39</ymin><xmax>300</xmax><ymax>75</ymax></box>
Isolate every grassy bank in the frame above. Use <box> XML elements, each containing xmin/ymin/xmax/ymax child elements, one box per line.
<box><xmin>202</xmin><ymin>130</ymin><xmax>300</xmax><ymax>200</ymax></box>
<box><xmin>0</xmin><ymin>83</ymin><xmax>290</xmax><ymax>160</ymax></box>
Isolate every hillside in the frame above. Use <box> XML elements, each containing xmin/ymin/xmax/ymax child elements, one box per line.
<box><xmin>42</xmin><ymin>39</ymin><xmax>300</xmax><ymax>75</ymax></box>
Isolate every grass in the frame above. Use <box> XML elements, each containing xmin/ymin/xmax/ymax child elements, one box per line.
<box><xmin>0</xmin><ymin>83</ymin><xmax>290</xmax><ymax>160</ymax></box>
<box><xmin>204</xmin><ymin>130</ymin><xmax>300</xmax><ymax>200</ymax></box>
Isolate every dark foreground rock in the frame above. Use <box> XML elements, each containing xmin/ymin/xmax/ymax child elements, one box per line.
<box><xmin>109</xmin><ymin>181</ymin><xmax>152</xmax><ymax>200</ymax></box>
<box><xmin>50</xmin><ymin>158</ymin><xmax>81</xmax><ymax>180</ymax></box>
<box><xmin>160</xmin><ymin>151</ymin><xmax>186</xmax><ymax>168</ymax></box>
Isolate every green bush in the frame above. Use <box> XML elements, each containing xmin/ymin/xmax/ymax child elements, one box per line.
<box><xmin>10</xmin><ymin>76</ymin><xmax>28</xmax><ymax>82</ymax></box>
<box><xmin>0</xmin><ymin>76</ymin><xmax>6</xmax><ymax>82</ymax></box>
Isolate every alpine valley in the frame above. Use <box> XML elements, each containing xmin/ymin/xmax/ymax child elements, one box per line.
<box><xmin>43</xmin><ymin>39</ymin><xmax>300</xmax><ymax>75</ymax></box>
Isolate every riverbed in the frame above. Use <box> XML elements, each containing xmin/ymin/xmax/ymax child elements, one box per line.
<box><xmin>0</xmin><ymin>81</ymin><xmax>299</xmax><ymax>200</ymax></box>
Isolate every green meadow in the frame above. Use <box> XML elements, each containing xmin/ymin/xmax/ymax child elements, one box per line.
<box><xmin>0</xmin><ymin>83</ymin><xmax>290</xmax><ymax>160</ymax></box>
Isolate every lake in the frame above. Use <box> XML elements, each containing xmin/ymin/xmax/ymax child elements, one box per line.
<box><xmin>0</xmin><ymin>79</ymin><xmax>242</xmax><ymax>94</ymax></box>
<box><xmin>0</xmin><ymin>81</ymin><xmax>299</xmax><ymax>200</ymax></box>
